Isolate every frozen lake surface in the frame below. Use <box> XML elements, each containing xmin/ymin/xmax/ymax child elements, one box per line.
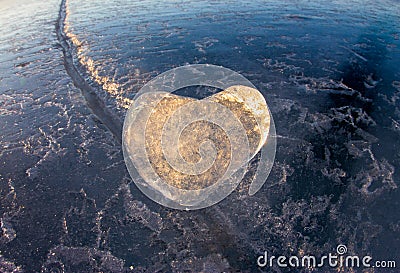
<box><xmin>0</xmin><ymin>0</ymin><xmax>399</xmax><ymax>272</ymax></box>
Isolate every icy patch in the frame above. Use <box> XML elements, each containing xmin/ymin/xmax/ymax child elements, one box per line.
<box><xmin>193</xmin><ymin>37</ymin><xmax>219</xmax><ymax>53</ymax></box>
<box><xmin>171</xmin><ymin>253</ymin><xmax>230</xmax><ymax>273</ymax></box>
<box><xmin>352</xmin><ymin>151</ymin><xmax>397</xmax><ymax>196</ymax></box>
<box><xmin>24</xmin><ymin>127</ymin><xmax>66</xmax><ymax>180</ymax></box>
<box><xmin>0</xmin><ymin>255</ymin><xmax>23</xmax><ymax>273</ymax></box>
<box><xmin>42</xmin><ymin>246</ymin><xmax>124</xmax><ymax>273</ymax></box>
<box><xmin>0</xmin><ymin>218</ymin><xmax>16</xmax><ymax>244</ymax></box>
<box><xmin>121</xmin><ymin>183</ymin><xmax>163</xmax><ymax>233</ymax></box>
